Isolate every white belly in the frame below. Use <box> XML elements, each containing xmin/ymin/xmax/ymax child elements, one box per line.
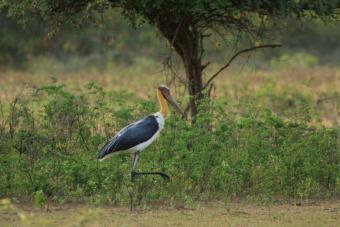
<box><xmin>132</xmin><ymin>127</ymin><xmax>162</xmax><ymax>151</ymax></box>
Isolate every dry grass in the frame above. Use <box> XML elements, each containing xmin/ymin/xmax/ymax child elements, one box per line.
<box><xmin>1</xmin><ymin>199</ymin><xmax>339</xmax><ymax>227</ymax></box>
<box><xmin>0</xmin><ymin>66</ymin><xmax>339</xmax><ymax>126</ymax></box>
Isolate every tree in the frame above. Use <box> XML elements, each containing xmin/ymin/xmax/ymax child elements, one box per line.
<box><xmin>1</xmin><ymin>0</ymin><xmax>339</xmax><ymax>118</ymax></box>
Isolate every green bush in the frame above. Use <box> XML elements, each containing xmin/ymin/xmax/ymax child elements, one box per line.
<box><xmin>0</xmin><ymin>82</ymin><xmax>338</xmax><ymax>205</ymax></box>
<box><xmin>270</xmin><ymin>52</ymin><xmax>319</xmax><ymax>69</ymax></box>
<box><xmin>34</xmin><ymin>190</ymin><xmax>47</xmax><ymax>209</ymax></box>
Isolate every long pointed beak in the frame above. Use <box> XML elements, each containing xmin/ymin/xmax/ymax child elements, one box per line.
<box><xmin>165</xmin><ymin>94</ymin><xmax>186</xmax><ymax>119</ymax></box>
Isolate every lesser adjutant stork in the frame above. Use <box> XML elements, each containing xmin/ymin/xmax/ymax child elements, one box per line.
<box><xmin>98</xmin><ymin>85</ymin><xmax>185</xmax><ymax>181</ymax></box>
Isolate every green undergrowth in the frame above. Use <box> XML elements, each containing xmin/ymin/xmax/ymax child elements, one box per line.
<box><xmin>0</xmin><ymin>82</ymin><xmax>338</xmax><ymax>206</ymax></box>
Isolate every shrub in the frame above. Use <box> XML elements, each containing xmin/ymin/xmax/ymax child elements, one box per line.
<box><xmin>0</xmin><ymin>82</ymin><xmax>338</xmax><ymax>205</ymax></box>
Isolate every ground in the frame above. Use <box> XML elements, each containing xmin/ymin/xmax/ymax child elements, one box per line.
<box><xmin>1</xmin><ymin>200</ymin><xmax>339</xmax><ymax>226</ymax></box>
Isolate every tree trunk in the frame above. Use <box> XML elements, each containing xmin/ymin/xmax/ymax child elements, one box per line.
<box><xmin>156</xmin><ymin>16</ymin><xmax>204</xmax><ymax>119</ymax></box>
<box><xmin>184</xmin><ymin>58</ymin><xmax>203</xmax><ymax>117</ymax></box>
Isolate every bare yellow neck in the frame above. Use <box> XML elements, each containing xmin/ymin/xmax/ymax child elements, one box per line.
<box><xmin>157</xmin><ymin>90</ymin><xmax>169</xmax><ymax>118</ymax></box>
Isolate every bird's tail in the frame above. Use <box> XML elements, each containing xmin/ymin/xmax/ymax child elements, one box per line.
<box><xmin>97</xmin><ymin>139</ymin><xmax>116</xmax><ymax>161</ymax></box>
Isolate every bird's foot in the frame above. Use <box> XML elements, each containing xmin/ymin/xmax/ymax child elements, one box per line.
<box><xmin>157</xmin><ymin>172</ymin><xmax>170</xmax><ymax>181</ymax></box>
<box><xmin>131</xmin><ymin>171</ymin><xmax>170</xmax><ymax>182</ymax></box>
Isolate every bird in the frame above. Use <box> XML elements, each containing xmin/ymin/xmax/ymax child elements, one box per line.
<box><xmin>97</xmin><ymin>85</ymin><xmax>185</xmax><ymax>181</ymax></box>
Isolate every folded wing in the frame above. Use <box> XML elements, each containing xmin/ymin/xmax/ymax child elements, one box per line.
<box><xmin>98</xmin><ymin>115</ymin><xmax>159</xmax><ymax>160</ymax></box>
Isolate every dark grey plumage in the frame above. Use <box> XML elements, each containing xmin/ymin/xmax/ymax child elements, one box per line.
<box><xmin>98</xmin><ymin>115</ymin><xmax>159</xmax><ymax>160</ymax></box>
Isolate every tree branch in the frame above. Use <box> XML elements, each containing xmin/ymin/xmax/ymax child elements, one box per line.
<box><xmin>162</xmin><ymin>56</ymin><xmax>188</xmax><ymax>87</ymax></box>
<box><xmin>170</xmin><ymin>19</ymin><xmax>184</xmax><ymax>47</ymax></box>
<box><xmin>203</xmin><ymin>44</ymin><xmax>282</xmax><ymax>90</ymax></box>
<box><xmin>201</xmin><ymin>61</ymin><xmax>211</xmax><ymax>70</ymax></box>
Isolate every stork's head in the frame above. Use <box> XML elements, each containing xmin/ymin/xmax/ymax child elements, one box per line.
<box><xmin>158</xmin><ymin>85</ymin><xmax>185</xmax><ymax>118</ymax></box>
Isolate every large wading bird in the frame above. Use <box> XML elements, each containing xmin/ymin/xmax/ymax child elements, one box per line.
<box><xmin>98</xmin><ymin>85</ymin><xmax>185</xmax><ymax>181</ymax></box>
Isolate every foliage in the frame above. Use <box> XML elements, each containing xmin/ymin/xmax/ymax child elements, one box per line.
<box><xmin>2</xmin><ymin>0</ymin><xmax>338</xmax><ymax>25</ymax></box>
<box><xmin>0</xmin><ymin>82</ymin><xmax>338</xmax><ymax>205</ymax></box>
<box><xmin>34</xmin><ymin>190</ymin><xmax>47</xmax><ymax>209</ymax></box>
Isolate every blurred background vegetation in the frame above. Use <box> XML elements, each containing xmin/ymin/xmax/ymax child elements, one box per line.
<box><xmin>0</xmin><ymin>11</ymin><xmax>164</xmax><ymax>72</ymax></box>
<box><xmin>1</xmin><ymin>11</ymin><xmax>339</xmax><ymax>72</ymax></box>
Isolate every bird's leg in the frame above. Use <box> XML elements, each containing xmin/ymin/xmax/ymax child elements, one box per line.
<box><xmin>131</xmin><ymin>151</ymin><xmax>140</xmax><ymax>182</ymax></box>
<box><xmin>130</xmin><ymin>151</ymin><xmax>170</xmax><ymax>181</ymax></box>
<box><xmin>130</xmin><ymin>151</ymin><xmax>141</xmax><ymax>212</ymax></box>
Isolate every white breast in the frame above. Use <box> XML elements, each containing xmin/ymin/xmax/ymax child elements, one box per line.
<box><xmin>132</xmin><ymin>112</ymin><xmax>165</xmax><ymax>151</ymax></box>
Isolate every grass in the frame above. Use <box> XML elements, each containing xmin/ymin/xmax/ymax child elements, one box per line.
<box><xmin>0</xmin><ymin>65</ymin><xmax>338</xmax><ymax>126</ymax></box>
<box><xmin>1</xmin><ymin>199</ymin><xmax>339</xmax><ymax>226</ymax></box>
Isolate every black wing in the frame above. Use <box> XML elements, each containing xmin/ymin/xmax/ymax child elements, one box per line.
<box><xmin>98</xmin><ymin>115</ymin><xmax>159</xmax><ymax>160</ymax></box>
